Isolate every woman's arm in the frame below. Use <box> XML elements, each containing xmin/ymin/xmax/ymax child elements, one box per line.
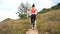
<box><xmin>35</xmin><ymin>9</ymin><xmax>38</xmax><ymax>15</ymax></box>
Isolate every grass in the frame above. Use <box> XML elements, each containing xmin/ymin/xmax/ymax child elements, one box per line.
<box><xmin>0</xmin><ymin>9</ymin><xmax>60</xmax><ymax>34</ymax></box>
<box><xmin>36</xmin><ymin>9</ymin><xmax>60</xmax><ymax>34</ymax></box>
<box><xmin>0</xmin><ymin>19</ymin><xmax>30</xmax><ymax>34</ymax></box>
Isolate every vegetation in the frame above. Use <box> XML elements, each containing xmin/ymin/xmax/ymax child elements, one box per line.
<box><xmin>17</xmin><ymin>3</ymin><xmax>31</xmax><ymax>18</ymax></box>
<box><xmin>0</xmin><ymin>19</ymin><xmax>31</xmax><ymax>34</ymax></box>
<box><xmin>51</xmin><ymin>3</ymin><xmax>60</xmax><ymax>10</ymax></box>
<box><xmin>37</xmin><ymin>9</ymin><xmax>60</xmax><ymax>34</ymax></box>
<box><xmin>39</xmin><ymin>2</ymin><xmax>60</xmax><ymax>14</ymax></box>
<box><xmin>0</xmin><ymin>2</ymin><xmax>60</xmax><ymax>34</ymax></box>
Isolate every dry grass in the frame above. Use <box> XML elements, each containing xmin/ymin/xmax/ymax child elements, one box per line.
<box><xmin>37</xmin><ymin>9</ymin><xmax>60</xmax><ymax>34</ymax></box>
<box><xmin>0</xmin><ymin>9</ymin><xmax>60</xmax><ymax>34</ymax></box>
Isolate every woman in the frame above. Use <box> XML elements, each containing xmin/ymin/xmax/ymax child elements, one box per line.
<box><xmin>30</xmin><ymin>4</ymin><xmax>38</xmax><ymax>30</ymax></box>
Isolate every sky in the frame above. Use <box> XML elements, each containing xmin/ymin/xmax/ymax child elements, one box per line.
<box><xmin>0</xmin><ymin>0</ymin><xmax>60</xmax><ymax>22</ymax></box>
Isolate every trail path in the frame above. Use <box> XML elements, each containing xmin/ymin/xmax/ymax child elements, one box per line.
<box><xmin>26</xmin><ymin>21</ymin><xmax>39</xmax><ymax>34</ymax></box>
<box><xmin>26</xmin><ymin>29</ymin><xmax>39</xmax><ymax>34</ymax></box>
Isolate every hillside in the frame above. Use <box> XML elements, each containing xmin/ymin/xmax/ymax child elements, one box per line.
<box><xmin>37</xmin><ymin>9</ymin><xmax>60</xmax><ymax>34</ymax></box>
<box><xmin>39</xmin><ymin>2</ymin><xmax>60</xmax><ymax>14</ymax></box>
<box><xmin>0</xmin><ymin>9</ymin><xmax>60</xmax><ymax>34</ymax></box>
<box><xmin>0</xmin><ymin>19</ymin><xmax>31</xmax><ymax>34</ymax></box>
<box><xmin>0</xmin><ymin>2</ymin><xmax>60</xmax><ymax>34</ymax></box>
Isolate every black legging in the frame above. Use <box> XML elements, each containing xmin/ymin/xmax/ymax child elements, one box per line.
<box><xmin>31</xmin><ymin>14</ymin><xmax>36</xmax><ymax>28</ymax></box>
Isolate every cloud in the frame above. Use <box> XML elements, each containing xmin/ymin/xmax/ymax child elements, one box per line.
<box><xmin>27</xmin><ymin>0</ymin><xmax>60</xmax><ymax>11</ymax></box>
<box><xmin>0</xmin><ymin>0</ymin><xmax>60</xmax><ymax>22</ymax></box>
<box><xmin>0</xmin><ymin>0</ymin><xmax>19</xmax><ymax>22</ymax></box>
<box><xmin>50</xmin><ymin>0</ymin><xmax>60</xmax><ymax>6</ymax></box>
<box><xmin>23</xmin><ymin>0</ymin><xmax>53</xmax><ymax>11</ymax></box>
<box><xmin>0</xmin><ymin>0</ymin><xmax>18</xmax><ymax>10</ymax></box>
<box><xmin>0</xmin><ymin>9</ymin><xmax>19</xmax><ymax>22</ymax></box>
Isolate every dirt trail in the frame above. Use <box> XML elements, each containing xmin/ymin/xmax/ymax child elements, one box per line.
<box><xmin>26</xmin><ymin>21</ymin><xmax>39</xmax><ymax>34</ymax></box>
<box><xmin>26</xmin><ymin>29</ymin><xmax>39</xmax><ymax>34</ymax></box>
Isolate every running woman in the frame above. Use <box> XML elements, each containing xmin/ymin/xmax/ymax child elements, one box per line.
<box><xmin>30</xmin><ymin>4</ymin><xmax>38</xmax><ymax>30</ymax></box>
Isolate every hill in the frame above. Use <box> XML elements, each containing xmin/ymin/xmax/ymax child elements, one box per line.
<box><xmin>0</xmin><ymin>9</ymin><xmax>60</xmax><ymax>34</ymax></box>
<box><xmin>37</xmin><ymin>9</ymin><xmax>60</xmax><ymax>34</ymax></box>
<box><xmin>0</xmin><ymin>18</ymin><xmax>30</xmax><ymax>34</ymax></box>
<box><xmin>0</xmin><ymin>3</ymin><xmax>60</xmax><ymax>34</ymax></box>
<box><xmin>39</xmin><ymin>2</ymin><xmax>60</xmax><ymax>14</ymax></box>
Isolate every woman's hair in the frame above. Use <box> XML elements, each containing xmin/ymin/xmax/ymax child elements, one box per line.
<box><xmin>32</xmin><ymin>4</ymin><xmax>35</xmax><ymax>7</ymax></box>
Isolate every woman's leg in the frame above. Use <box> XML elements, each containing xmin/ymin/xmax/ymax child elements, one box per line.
<box><xmin>33</xmin><ymin>15</ymin><xmax>36</xmax><ymax>29</ymax></box>
<box><xmin>31</xmin><ymin>14</ymin><xmax>36</xmax><ymax>29</ymax></box>
<box><xmin>31</xmin><ymin>15</ymin><xmax>34</xmax><ymax>29</ymax></box>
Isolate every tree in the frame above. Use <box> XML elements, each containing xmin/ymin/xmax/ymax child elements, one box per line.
<box><xmin>17</xmin><ymin>2</ymin><xmax>31</xmax><ymax>18</ymax></box>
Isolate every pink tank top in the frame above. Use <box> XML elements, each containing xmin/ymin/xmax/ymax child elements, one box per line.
<box><xmin>31</xmin><ymin>7</ymin><xmax>36</xmax><ymax>14</ymax></box>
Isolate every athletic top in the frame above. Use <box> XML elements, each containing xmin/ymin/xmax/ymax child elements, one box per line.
<box><xmin>30</xmin><ymin>7</ymin><xmax>37</xmax><ymax>15</ymax></box>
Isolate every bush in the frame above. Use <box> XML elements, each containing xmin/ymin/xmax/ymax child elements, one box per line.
<box><xmin>19</xmin><ymin>14</ymin><xmax>27</xmax><ymax>18</ymax></box>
